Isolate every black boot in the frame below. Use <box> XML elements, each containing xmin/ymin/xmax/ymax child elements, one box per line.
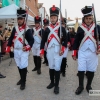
<box><xmin>75</xmin><ymin>71</ymin><xmax>84</xmax><ymax>95</ymax></box>
<box><xmin>0</xmin><ymin>73</ymin><xmax>6</xmax><ymax>78</ymax></box>
<box><xmin>45</xmin><ymin>51</ymin><xmax>48</xmax><ymax>66</ymax></box>
<box><xmin>54</xmin><ymin>71</ymin><xmax>60</xmax><ymax>94</ymax></box>
<box><xmin>37</xmin><ymin>56</ymin><xmax>41</xmax><ymax>74</ymax></box>
<box><xmin>43</xmin><ymin>51</ymin><xmax>46</xmax><ymax>64</ymax></box>
<box><xmin>20</xmin><ymin>68</ymin><xmax>27</xmax><ymax>90</ymax></box>
<box><xmin>86</xmin><ymin>71</ymin><xmax>94</xmax><ymax>93</ymax></box>
<box><xmin>17</xmin><ymin>67</ymin><xmax>21</xmax><ymax>85</ymax></box>
<box><xmin>32</xmin><ymin>56</ymin><xmax>37</xmax><ymax>71</ymax></box>
<box><xmin>61</xmin><ymin>58</ymin><xmax>66</xmax><ymax>77</ymax></box>
<box><xmin>47</xmin><ymin>69</ymin><xmax>55</xmax><ymax>89</ymax></box>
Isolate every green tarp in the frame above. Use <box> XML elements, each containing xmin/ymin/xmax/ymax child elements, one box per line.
<box><xmin>2</xmin><ymin>0</ymin><xmax>19</xmax><ymax>7</ymax></box>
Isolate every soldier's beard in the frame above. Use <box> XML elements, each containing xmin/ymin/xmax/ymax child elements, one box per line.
<box><xmin>18</xmin><ymin>22</ymin><xmax>25</xmax><ymax>26</ymax></box>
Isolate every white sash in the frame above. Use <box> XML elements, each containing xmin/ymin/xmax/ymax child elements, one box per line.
<box><xmin>33</xmin><ymin>28</ymin><xmax>41</xmax><ymax>40</ymax></box>
<box><xmin>47</xmin><ymin>25</ymin><xmax>60</xmax><ymax>43</ymax></box>
<box><xmin>79</xmin><ymin>23</ymin><xmax>97</xmax><ymax>49</ymax></box>
<box><xmin>14</xmin><ymin>26</ymin><xmax>29</xmax><ymax>45</ymax></box>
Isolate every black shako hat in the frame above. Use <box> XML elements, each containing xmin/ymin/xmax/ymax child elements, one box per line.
<box><xmin>34</xmin><ymin>16</ymin><xmax>41</xmax><ymax>23</ymax></box>
<box><xmin>61</xmin><ymin>17</ymin><xmax>66</xmax><ymax>24</ymax></box>
<box><xmin>17</xmin><ymin>7</ymin><xmax>26</xmax><ymax>18</ymax></box>
<box><xmin>81</xmin><ymin>6</ymin><xmax>93</xmax><ymax>17</ymax></box>
<box><xmin>49</xmin><ymin>5</ymin><xmax>59</xmax><ymax>17</ymax></box>
<box><xmin>43</xmin><ymin>18</ymin><xmax>49</xmax><ymax>25</ymax></box>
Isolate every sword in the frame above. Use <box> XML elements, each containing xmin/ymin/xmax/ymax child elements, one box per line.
<box><xmin>23</xmin><ymin>7</ymin><xmax>29</xmax><ymax>46</ymax></box>
<box><xmin>92</xmin><ymin>3</ymin><xmax>99</xmax><ymax>50</ymax></box>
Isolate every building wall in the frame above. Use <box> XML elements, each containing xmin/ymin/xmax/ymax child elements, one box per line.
<box><xmin>25</xmin><ymin>0</ymin><xmax>39</xmax><ymax>17</ymax></box>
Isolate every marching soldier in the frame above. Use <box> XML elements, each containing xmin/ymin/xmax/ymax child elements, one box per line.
<box><xmin>60</xmin><ymin>17</ymin><xmax>70</xmax><ymax>77</ymax></box>
<box><xmin>6</xmin><ymin>8</ymin><xmax>34</xmax><ymax>90</ymax></box>
<box><xmin>72</xmin><ymin>6</ymin><xmax>100</xmax><ymax>95</ymax></box>
<box><xmin>40</xmin><ymin>5</ymin><xmax>67</xmax><ymax>94</ymax></box>
<box><xmin>42</xmin><ymin>18</ymin><xmax>49</xmax><ymax>66</ymax></box>
<box><xmin>32</xmin><ymin>16</ymin><xmax>44</xmax><ymax>74</ymax></box>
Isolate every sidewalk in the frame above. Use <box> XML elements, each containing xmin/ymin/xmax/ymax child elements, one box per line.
<box><xmin>0</xmin><ymin>51</ymin><xmax>100</xmax><ymax>100</ymax></box>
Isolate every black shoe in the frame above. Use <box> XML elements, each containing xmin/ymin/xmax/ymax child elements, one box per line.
<box><xmin>75</xmin><ymin>86</ymin><xmax>84</xmax><ymax>95</ymax></box>
<box><xmin>0</xmin><ymin>73</ymin><xmax>6</xmax><ymax>78</ymax></box>
<box><xmin>86</xmin><ymin>85</ymin><xmax>92</xmax><ymax>93</ymax></box>
<box><xmin>47</xmin><ymin>83</ymin><xmax>54</xmax><ymax>89</ymax></box>
<box><xmin>62</xmin><ymin>72</ymin><xmax>65</xmax><ymax>77</ymax></box>
<box><xmin>32</xmin><ymin>67</ymin><xmax>37</xmax><ymax>71</ymax></box>
<box><xmin>20</xmin><ymin>84</ymin><xmax>25</xmax><ymax>90</ymax></box>
<box><xmin>54</xmin><ymin>86</ymin><xmax>59</xmax><ymax>94</ymax></box>
<box><xmin>17</xmin><ymin>79</ymin><xmax>21</xmax><ymax>85</ymax></box>
<box><xmin>37</xmin><ymin>69</ymin><xmax>41</xmax><ymax>74</ymax></box>
<box><xmin>77</xmin><ymin>73</ymin><xmax>79</xmax><ymax>76</ymax></box>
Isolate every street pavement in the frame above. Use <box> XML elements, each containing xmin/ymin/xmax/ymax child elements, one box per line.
<box><xmin>0</xmin><ymin>51</ymin><xmax>100</xmax><ymax>100</ymax></box>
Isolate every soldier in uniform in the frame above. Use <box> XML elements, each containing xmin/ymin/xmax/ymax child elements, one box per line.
<box><xmin>32</xmin><ymin>16</ymin><xmax>44</xmax><ymax>74</ymax></box>
<box><xmin>40</xmin><ymin>5</ymin><xmax>67</xmax><ymax>94</ymax></box>
<box><xmin>42</xmin><ymin>18</ymin><xmax>49</xmax><ymax>66</ymax></box>
<box><xmin>60</xmin><ymin>17</ymin><xmax>70</xmax><ymax>77</ymax></box>
<box><xmin>72</xmin><ymin>6</ymin><xmax>100</xmax><ymax>95</ymax></box>
<box><xmin>6</xmin><ymin>8</ymin><xmax>34</xmax><ymax>90</ymax></box>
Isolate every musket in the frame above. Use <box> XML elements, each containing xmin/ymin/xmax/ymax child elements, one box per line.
<box><xmin>23</xmin><ymin>7</ymin><xmax>29</xmax><ymax>46</ymax></box>
<box><xmin>59</xmin><ymin>0</ymin><xmax>62</xmax><ymax>39</ymax></box>
<box><xmin>65</xmin><ymin>9</ymin><xmax>67</xmax><ymax>24</ymax></box>
<box><xmin>40</xmin><ymin>14</ymin><xmax>42</xmax><ymax>37</ymax></box>
<box><xmin>92</xmin><ymin>3</ymin><xmax>99</xmax><ymax>50</ymax></box>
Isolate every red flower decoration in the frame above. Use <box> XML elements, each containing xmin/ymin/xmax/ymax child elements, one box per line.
<box><xmin>52</xmin><ymin>5</ymin><xmax>56</xmax><ymax>11</ymax></box>
<box><xmin>36</xmin><ymin>16</ymin><xmax>39</xmax><ymax>19</ymax></box>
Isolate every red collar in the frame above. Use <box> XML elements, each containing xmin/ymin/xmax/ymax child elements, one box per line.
<box><xmin>18</xmin><ymin>24</ymin><xmax>26</xmax><ymax>31</ymax></box>
<box><xmin>50</xmin><ymin>22</ymin><xmax>59</xmax><ymax>29</ymax></box>
<box><xmin>82</xmin><ymin>22</ymin><xmax>94</xmax><ymax>31</ymax></box>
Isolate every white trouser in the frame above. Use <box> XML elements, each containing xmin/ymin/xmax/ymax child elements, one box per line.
<box><xmin>47</xmin><ymin>45</ymin><xmax>63</xmax><ymax>71</ymax></box>
<box><xmin>62</xmin><ymin>48</ymin><xmax>68</xmax><ymax>58</ymax></box>
<box><xmin>32</xmin><ymin>41</ymin><xmax>40</xmax><ymax>56</ymax></box>
<box><xmin>14</xmin><ymin>49</ymin><xmax>29</xmax><ymax>69</ymax></box>
<box><xmin>78</xmin><ymin>49</ymin><xmax>98</xmax><ymax>72</ymax></box>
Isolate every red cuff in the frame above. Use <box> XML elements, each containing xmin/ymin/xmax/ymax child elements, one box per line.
<box><xmin>6</xmin><ymin>46</ymin><xmax>10</xmax><ymax>53</ymax></box>
<box><xmin>98</xmin><ymin>45</ymin><xmax>100</xmax><ymax>49</ymax></box>
<box><xmin>67</xmin><ymin>42</ymin><xmax>70</xmax><ymax>45</ymax></box>
<box><xmin>72</xmin><ymin>50</ymin><xmax>78</xmax><ymax>57</ymax></box>
<box><xmin>25</xmin><ymin>45</ymin><xmax>31</xmax><ymax>51</ymax></box>
<box><xmin>61</xmin><ymin>46</ymin><xmax>66</xmax><ymax>53</ymax></box>
<box><xmin>40</xmin><ymin>49</ymin><xmax>44</xmax><ymax>55</ymax></box>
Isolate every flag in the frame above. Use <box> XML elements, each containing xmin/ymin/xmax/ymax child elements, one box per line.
<box><xmin>2</xmin><ymin>0</ymin><xmax>19</xmax><ymax>7</ymax></box>
<box><xmin>74</xmin><ymin>18</ymin><xmax>79</xmax><ymax>32</ymax></box>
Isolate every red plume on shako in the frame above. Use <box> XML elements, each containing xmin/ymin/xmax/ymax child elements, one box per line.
<box><xmin>52</xmin><ymin>5</ymin><xmax>56</xmax><ymax>11</ymax></box>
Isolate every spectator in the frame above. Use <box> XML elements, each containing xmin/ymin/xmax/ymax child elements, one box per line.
<box><xmin>69</xmin><ymin>27</ymin><xmax>76</xmax><ymax>50</ymax></box>
<box><xmin>0</xmin><ymin>25</ymin><xmax>8</xmax><ymax>78</ymax></box>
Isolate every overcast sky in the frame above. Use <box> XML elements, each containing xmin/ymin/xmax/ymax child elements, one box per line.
<box><xmin>38</xmin><ymin>0</ymin><xmax>100</xmax><ymax>20</ymax></box>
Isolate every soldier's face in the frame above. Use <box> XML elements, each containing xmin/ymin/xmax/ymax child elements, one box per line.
<box><xmin>62</xmin><ymin>23</ymin><xmax>65</xmax><ymax>28</ymax></box>
<box><xmin>50</xmin><ymin>16</ymin><xmax>58</xmax><ymax>24</ymax></box>
<box><xmin>35</xmin><ymin>23</ymin><xmax>40</xmax><ymax>28</ymax></box>
<box><xmin>17</xmin><ymin>18</ymin><xmax>25</xmax><ymax>26</ymax></box>
<box><xmin>84</xmin><ymin>16</ymin><xmax>93</xmax><ymax>26</ymax></box>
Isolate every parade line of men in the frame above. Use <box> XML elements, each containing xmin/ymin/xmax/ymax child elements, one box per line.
<box><xmin>5</xmin><ymin>5</ymin><xmax>100</xmax><ymax>95</ymax></box>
